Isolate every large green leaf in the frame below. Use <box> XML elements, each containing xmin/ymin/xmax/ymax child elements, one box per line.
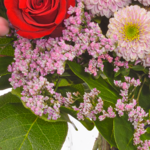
<box><xmin>11</xmin><ymin>88</ymin><xmax>73</xmax><ymax>123</ymax></box>
<box><xmin>0</xmin><ymin>74</ymin><xmax>11</xmax><ymax>90</ymax></box>
<box><xmin>0</xmin><ymin>57</ymin><xmax>13</xmax><ymax>76</ymax></box>
<box><xmin>114</xmin><ymin>114</ymin><xmax>136</xmax><ymax>150</ymax></box>
<box><xmin>95</xmin><ymin>118</ymin><xmax>117</xmax><ymax>147</ymax></box>
<box><xmin>0</xmin><ymin>103</ymin><xmax>68</xmax><ymax>150</ymax></box>
<box><xmin>0</xmin><ymin>92</ymin><xmax>21</xmax><ymax>107</ymax></box>
<box><xmin>103</xmin><ymin>62</ymin><xmax>119</xmax><ymax>93</ymax></box>
<box><xmin>67</xmin><ymin>61</ymin><xmax>120</xmax><ymax>104</ymax></box>
<box><xmin>11</xmin><ymin>87</ymin><xmax>22</xmax><ymax>98</ymax></box>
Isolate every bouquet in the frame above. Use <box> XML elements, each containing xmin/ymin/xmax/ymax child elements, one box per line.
<box><xmin>0</xmin><ymin>0</ymin><xmax>150</xmax><ymax>149</ymax></box>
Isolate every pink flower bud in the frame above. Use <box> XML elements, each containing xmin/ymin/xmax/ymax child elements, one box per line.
<box><xmin>0</xmin><ymin>17</ymin><xmax>9</xmax><ymax>36</ymax></box>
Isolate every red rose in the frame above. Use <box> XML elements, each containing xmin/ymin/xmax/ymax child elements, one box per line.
<box><xmin>4</xmin><ymin>0</ymin><xmax>75</xmax><ymax>39</ymax></box>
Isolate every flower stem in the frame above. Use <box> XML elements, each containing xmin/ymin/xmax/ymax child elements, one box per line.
<box><xmin>136</xmin><ymin>77</ymin><xmax>146</xmax><ymax>105</ymax></box>
<box><xmin>92</xmin><ymin>133</ymin><xmax>110</xmax><ymax>150</ymax></box>
<box><xmin>54</xmin><ymin>75</ymin><xmax>61</xmax><ymax>91</ymax></box>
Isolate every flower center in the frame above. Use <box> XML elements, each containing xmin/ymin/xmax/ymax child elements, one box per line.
<box><xmin>122</xmin><ymin>23</ymin><xmax>140</xmax><ymax>41</ymax></box>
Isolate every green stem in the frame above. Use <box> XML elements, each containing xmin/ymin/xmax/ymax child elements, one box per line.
<box><xmin>92</xmin><ymin>133</ymin><xmax>101</xmax><ymax>150</ymax></box>
<box><xmin>128</xmin><ymin>86</ymin><xmax>136</xmax><ymax>100</ymax></box>
<box><xmin>54</xmin><ymin>76</ymin><xmax>61</xmax><ymax>91</ymax></box>
<box><xmin>136</xmin><ymin>77</ymin><xmax>146</xmax><ymax>105</ymax></box>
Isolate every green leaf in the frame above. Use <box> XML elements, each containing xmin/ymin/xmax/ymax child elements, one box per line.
<box><xmin>103</xmin><ymin>62</ymin><xmax>119</xmax><ymax>93</ymax></box>
<box><xmin>0</xmin><ymin>74</ymin><xmax>11</xmax><ymax>90</ymax></box>
<box><xmin>40</xmin><ymin>111</ymin><xmax>73</xmax><ymax>123</ymax></box>
<box><xmin>0</xmin><ymin>92</ymin><xmax>21</xmax><ymax>107</ymax></box>
<box><xmin>114</xmin><ymin>71</ymin><xmax>121</xmax><ymax>77</ymax></box>
<box><xmin>141</xmin><ymin>132</ymin><xmax>150</xmax><ymax>141</ymax></box>
<box><xmin>115</xmin><ymin>68</ymin><xmax>130</xmax><ymax>78</ymax></box>
<box><xmin>139</xmin><ymin>84</ymin><xmax>150</xmax><ymax>112</ymax></box>
<box><xmin>114</xmin><ymin>114</ymin><xmax>136</xmax><ymax>150</ymax></box>
<box><xmin>0</xmin><ymin>0</ymin><xmax>7</xmax><ymax>19</ymax></box>
<box><xmin>121</xmin><ymin>68</ymin><xmax>130</xmax><ymax>76</ymax></box>
<box><xmin>82</xmin><ymin>83</ymin><xmax>91</xmax><ymax>93</ymax></box>
<box><xmin>0</xmin><ymin>103</ymin><xmax>68</xmax><ymax>150</ymax></box>
<box><xmin>94</xmin><ymin>101</ymin><xmax>116</xmax><ymax>146</ymax></box>
<box><xmin>60</xmin><ymin>106</ymin><xmax>94</xmax><ymax>131</ymax></box>
<box><xmin>0</xmin><ymin>57</ymin><xmax>13</xmax><ymax>76</ymax></box>
<box><xmin>71</xmin><ymin>84</ymin><xmax>84</xmax><ymax>95</ymax></box>
<box><xmin>57</xmin><ymin>84</ymin><xmax>84</xmax><ymax>97</ymax></box>
<box><xmin>58</xmin><ymin>78</ymin><xmax>71</xmax><ymax>87</ymax></box>
<box><xmin>66</xmin><ymin>75</ymin><xmax>84</xmax><ymax>85</ymax></box>
<box><xmin>146</xmin><ymin>127</ymin><xmax>150</xmax><ymax>134</ymax></box>
<box><xmin>45</xmin><ymin>71</ymin><xmax>83</xmax><ymax>87</ymax></box>
<box><xmin>67</xmin><ymin>61</ymin><xmax>120</xmax><ymax>104</ymax></box>
<box><xmin>12</xmin><ymin>88</ymin><xmax>71</xmax><ymax>122</ymax></box>
<box><xmin>11</xmin><ymin>87</ymin><xmax>22</xmax><ymax>98</ymax></box>
<box><xmin>93</xmin><ymin>16</ymin><xmax>101</xmax><ymax>24</ymax></box>
<box><xmin>95</xmin><ymin>118</ymin><xmax>117</xmax><ymax>147</ymax></box>
<box><xmin>0</xmin><ymin>37</ymin><xmax>15</xmax><ymax>56</ymax></box>
<box><xmin>131</xmin><ymin>65</ymin><xmax>145</xmax><ymax>71</ymax></box>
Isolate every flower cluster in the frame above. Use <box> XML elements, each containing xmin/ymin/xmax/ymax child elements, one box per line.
<box><xmin>73</xmin><ymin>76</ymin><xmax>150</xmax><ymax>149</ymax></box>
<box><xmin>113</xmin><ymin>57</ymin><xmax>129</xmax><ymax>72</ymax></box>
<box><xmin>114</xmin><ymin>77</ymin><xmax>150</xmax><ymax>149</ymax></box>
<box><xmin>8</xmin><ymin>1</ymin><xmax>117</xmax><ymax>120</ymax></box>
<box><xmin>85</xmin><ymin>53</ymin><xmax>113</xmax><ymax>76</ymax></box>
<box><xmin>73</xmin><ymin>88</ymin><xmax>116</xmax><ymax>121</ymax></box>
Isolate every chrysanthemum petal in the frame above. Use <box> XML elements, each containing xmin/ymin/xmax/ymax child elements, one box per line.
<box><xmin>107</xmin><ymin>5</ymin><xmax>150</xmax><ymax>63</ymax></box>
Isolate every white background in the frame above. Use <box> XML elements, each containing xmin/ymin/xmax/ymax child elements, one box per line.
<box><xmin>62</xmin><ymin>116</ymin><xmax>98</xmax><ymax>150</ymax></box>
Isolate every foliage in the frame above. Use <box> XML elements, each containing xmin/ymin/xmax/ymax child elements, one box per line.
<box><xmin>1</xmin><ymin>0</ymin><xmax>150</xmax><ymax>150</ymax></box>
<box><xmin>0</xmin><ymin>93</ymin><xmax>68</xmax><ymax>150</ymax></box>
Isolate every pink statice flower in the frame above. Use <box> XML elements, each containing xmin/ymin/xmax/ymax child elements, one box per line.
<box><xmin>107</xmin><ymin>5</ymin><xmax>150</xmax><ymax>62</ymax></box>
<box><xmin>83</xmin><ymin>0</ymin><xmax>131</xmax><ymax>18</ymax></box>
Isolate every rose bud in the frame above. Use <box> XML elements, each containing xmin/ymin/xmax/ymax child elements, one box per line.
<box><xmin>0</xmin><ymin>17</ymin><xmax>9</xmax><ymax>36</ymax></box>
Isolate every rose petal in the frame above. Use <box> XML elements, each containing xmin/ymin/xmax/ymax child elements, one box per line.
<box><xmin>50</xmin><ymin>23</ymin><xmax>65</xmax><ymax>37</ymax></box>
<box><xmin>27</xmin><ymin>0</ymin><xmax>52</xmax><ymax>13</ymax></box>
<box><xmin>5</xmin><ymin>0</ymin><xmax>44</xmax><ymax>32</ymax></box>
<box><xmin>55</xmin><ymin>0</ymin><xmax>67</xmax><ymax>25</ymax></box>
<box><xmin>23</xmin><ymin>0</ymin><xmax>59</xmax><ymax>24</ymax></box>
<box><xmin>31</xmin><ymin>0</ymin><xmax>45</xmax><ymax>9</ymax></box>
<box><xmin>17</xmin><ymin>25</ymin><xmax>57</xmax><ymax>39</ymax></box>
<box><xmin>19</xmin><ymin>0</ymin><xmax>27</xmax><ymax>9</ymax></box>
